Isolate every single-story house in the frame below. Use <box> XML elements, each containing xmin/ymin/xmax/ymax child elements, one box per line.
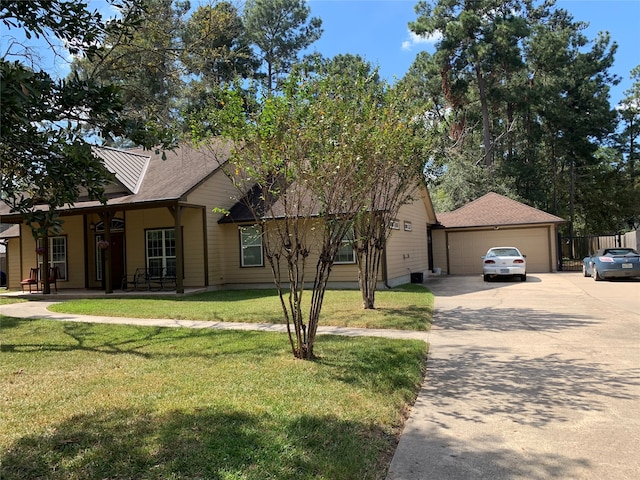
<box><xmin>0</xmin><ymin>143</ymin><xmax>438</xmax><ymax>293</ymax></box>
<box><xmin>431</xmin><ymin>193</ymin><xmax>566</xmax><ymax>275</ymax></box>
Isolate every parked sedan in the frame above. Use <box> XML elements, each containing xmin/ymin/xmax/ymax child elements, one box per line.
<box><xmin>582</xmin><ymin>248</ymin><xmax>640</xmax><ymax>281</ymax></box>
<box><xmin>482</xmin><ymin>246</ymin><xmax>527</xmax><ymax>282</ymax></box>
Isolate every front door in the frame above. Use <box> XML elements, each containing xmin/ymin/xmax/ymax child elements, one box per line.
<box><xmin>109</xmin><ymin>233</ymin><xmax>125</xmax><ymax>290</ymax></box>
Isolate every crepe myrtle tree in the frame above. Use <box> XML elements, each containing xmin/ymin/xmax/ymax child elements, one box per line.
<box><xmin>329</xmin><ymin>58</ymin><xmax>430</xmax><ymax>310</ymax></box>
<box><xmin>1</xmin><ymin>0</ymin><xmax>174</xmax><ymax>293</ymax></box>
<box><xmin>195</xmin><ymin>63</ymin><xmax>388</xmax><ymax>359</ymax></box>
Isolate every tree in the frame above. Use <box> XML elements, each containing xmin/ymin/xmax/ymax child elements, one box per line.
<box><xmin>318</xmin><ymin>55</ymin><xmax>430</xmax><ymax>309</ymax></box>
<box><xmin>613</xmin><ymin>65</ymin><xmax>640</xmax><ymax>229</ymax></box>
<box><xmin>180</xmin><ymin>1</ymin><xmax>260</xmax><ymax>135</ymax></box>
<box><xmin>409</xmin><ymin>0</ymin><xmax>533</xmax><ymax>167</ymax></box>
<box><xmin>196</xmin><ymin>59</ymin><xmax>415</xmax><ymax>358</ymax></box>
<box><xmin>1</xmin><ymin>0</ymin><xmax>173</xmax><ymax>293</ymax></box>
<box><xmin>243</xmin><ymin>0</ymin><xmax>322</xmax><ymax>93</ymax></box>
<box><xmin>69</xmin><ymin>0</ymin><xmax>190</xmax><ymax>142</ymax></box>
<box><xmin>407</xmin><ymin>0</ymin><xmax>621</xmax><ymax>235</ymax></box>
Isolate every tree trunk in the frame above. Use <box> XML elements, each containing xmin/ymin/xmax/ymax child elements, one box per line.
<box><xmin>357</xmin><ymin>241</ymin><xmax>383</xmax><ymax>310</ymax></box>
<box><xmin>475</xmin><ymin>64</ymin><xmax>493</xmax><ymax>167</ymax></box>
<box><xmin>306</xmin><ymin>259</ymin><xmax>333</xmax><ymax>359</ymax></box>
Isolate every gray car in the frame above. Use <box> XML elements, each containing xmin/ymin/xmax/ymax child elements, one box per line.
<box><xmin>582</xmin><ymin>248</ymin><xmax>640</xmax><ymax>281</ymax></box>
<box><xmin>482</xmin><ymin>246</ymin><xmax>527</xmax><ymax>282</ymax></box>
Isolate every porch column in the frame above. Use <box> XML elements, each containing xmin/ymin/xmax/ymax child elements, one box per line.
<box><xmin>172</xmin><ymin>205</ymin><xmax>184</xmax><ymax>294</ymax></box>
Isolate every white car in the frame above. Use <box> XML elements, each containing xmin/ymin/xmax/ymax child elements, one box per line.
<box><xmin>482</xmin><ymin>246</ymin><xmax>527</xmax><ymax>282</ymax></box>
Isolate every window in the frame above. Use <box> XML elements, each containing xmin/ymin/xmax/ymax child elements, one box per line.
<box><xmin>404</xmin><ymin>221</ymin><xmax>412</xmax><ymax>232</ymax></box>
<box><xmin>146</xmin><ymin>229</ymin><xmax>176</xmax><ymax>276</ymax></box>
<box><xmin>37</xmin><ymin>236</ymin><xmax>67</xmax><ymax>280</ymax></box>
<box><xmin>389</xmin><ymin>219</ymin><xmax>400</xmax><ymax>230</ymax></box>
<box><xmin>335</xmin><ymin>232</ymin><xmax>355</xmax><ymax>264</ymax></box>
<box><xmin>240</xmin><ymin>225</ymin><xmax>263</xmax><ymax>267</ymax></box>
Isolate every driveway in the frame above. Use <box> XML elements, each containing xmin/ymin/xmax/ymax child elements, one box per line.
<box><xmin>387</xmin><ymin>273</ymin><xmax>640</xmax><ymax>480</ymax></box>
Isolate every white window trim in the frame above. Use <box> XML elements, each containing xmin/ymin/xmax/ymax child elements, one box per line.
<box><xmin>37</xmin><ymin>236</ymin><xmax>68</xmax><ymax>281</ymax></box>
<box><xmin>146</xmin><ymin>228</ymin><xmax>176</xmax><ymax>274</ymax></box>
<box><xmin>404</xmin><ymin>221</ymin><xmax>412</xmax><ymax>232</ymax></box>
<box><xmin>335</xmin><ymin>232</ymin><xmax>356</xmax><ymax>265</ymax></box>
<box><xmin>390</xmin><ymin>219</ymin><xmax>400</xmax><ymax>230</ymax></box>
<box><xmin>240</xmin><ymin>225</ymin><xmax>264</xmax><ymax>267</ymax></box>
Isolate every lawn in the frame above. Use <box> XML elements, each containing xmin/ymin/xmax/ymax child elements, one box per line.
<box><xmin>48</xmin><ymin>284</ymin><xmax>434</xmax><ymax>331</ymax></box>
<box><xmin>0</xmin><ymin>318</ymin><xmax>427</xmax><ymax>480</ymax></box>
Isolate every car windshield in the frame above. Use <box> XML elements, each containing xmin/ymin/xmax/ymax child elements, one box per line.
<box><xmin>488</xmin><ymin>248</ymin><xmax>521</xmax><ymax>257</ymax></box>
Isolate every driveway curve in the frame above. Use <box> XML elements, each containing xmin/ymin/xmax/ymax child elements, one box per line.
<box><xmin>387</xmin><ymin>273</ymin><xmax>640</xmax><ymax>480</ymax></box>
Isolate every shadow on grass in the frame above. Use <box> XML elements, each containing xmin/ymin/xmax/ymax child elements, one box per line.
<box><xmin>317</xmin><ymin>336</ymin><xmax>427</xmax><ymax>396</ymax></box>
<box><xmin>1</xmin><ymin>407</ymin><xmax>392</xmax><ymax>480</ymax></box>
<box><xmin>171</xmin><ymin>289</ymin><xmax>280</xmax><ymax>302</ymax></box>
<box><xmin>373</xmin><ymin>304</ymin><xmax>433</xmax><ymax>330</ymax></box>
<box><xmin>0</xmin><ymin>318</ymin><xmax>286</xmax><ymax>360</ymax></box>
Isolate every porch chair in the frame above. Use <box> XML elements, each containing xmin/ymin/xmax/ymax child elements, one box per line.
<box><xmin>20</xmin><ymin>268</ymin><xmax>39</xmax><ymax>293</ymax></box>
<box><xmin>40</xmin><ymin>266</ymin><xmax>60</xmax><ymax>293</ymax></box>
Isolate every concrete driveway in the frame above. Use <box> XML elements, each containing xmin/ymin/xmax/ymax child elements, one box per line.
<box><xmin>387</xmin><ymin>273</ymin><xmax>640</xmax><ymax>480</ymax></box>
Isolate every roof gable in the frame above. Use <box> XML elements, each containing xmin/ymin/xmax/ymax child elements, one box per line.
<box><xmin>93</xmin><ymin>146</ymin><xmax>150</xmax><ymax>194</ymax></box>
<box><xmin>436</xmin><ymin>192</ymin><xmax>565</xmax><ymax>228</ymax></box>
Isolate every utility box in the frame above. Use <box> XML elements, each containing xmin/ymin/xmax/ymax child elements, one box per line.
<box><xmin>410</xmin><ymin>272</ymin><xmax>423</xmax><ymax>283</ymax></box>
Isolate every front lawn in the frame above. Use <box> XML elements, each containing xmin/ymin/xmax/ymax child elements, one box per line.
<box><xmin>1</xmin><ymin>318</ymin><xmax>427</xmax><ymax>480</ymax></box>
<box><xmin>49</xmin><ymin>284</ymin><xmax>434</xmax><ymax>331</ymax></box>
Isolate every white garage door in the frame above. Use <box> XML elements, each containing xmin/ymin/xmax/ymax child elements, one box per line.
<box><xmin>448</xmin><ymin>227</ymin><xmax>552</xmax><ymax>274</ymax></box>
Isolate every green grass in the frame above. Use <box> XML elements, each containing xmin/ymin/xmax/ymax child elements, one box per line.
<box><xmin>49</xmin><ymin>284</ymin><xmax>434</xmax><ymax>331</ymax></box>
<box><xmin>0</xmin><ymin>318</ymin><xmax>427</xmax><ymax>479</ymax></box>
<box><xmin>0</xmin><ymin>297</ymin><xmax>26</xmax><ymax>306</ymax></box>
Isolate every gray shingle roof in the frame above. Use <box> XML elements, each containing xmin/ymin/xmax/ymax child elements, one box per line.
<box><xmin>436</xmin><ymin>192</ymin><xmax>566</xmax><ymax>228</ymax></box>
<box><xmin>0</xmin><ymin>141</ymin><xmax>231</xmax><ymax>218</ymax></box>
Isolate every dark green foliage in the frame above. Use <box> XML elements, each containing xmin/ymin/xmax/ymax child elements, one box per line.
<box><xmin>243</xmin><ymin>0</ymin><xmax>323</xmax><ymax>93</ymax></box>
<box><xmin>406</xmin><ymin>0</ymin><xmax>626</xmax><ymax>236</ymax></box>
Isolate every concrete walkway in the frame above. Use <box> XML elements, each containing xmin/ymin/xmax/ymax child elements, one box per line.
<box><xmin>387</xmin><ymin>273</ymin><xmax>640</xmax><ymax>480</ymax></box>
<box><xmin>2</xmin><ymin>274</ymin><xmax>639</xmax><ymax>479</ymax></box>
<box><xmin>0</xmin><ymin>299</ymin><xmax>428</xmax><ymax>342</ymax></box>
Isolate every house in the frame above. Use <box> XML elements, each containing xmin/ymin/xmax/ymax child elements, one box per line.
<box><xmin>0</xmin><ymin>143</ymin><xmax>439</xmax><ymax>293</ymax></box>
<box><xmin>431</xmin><ymin>192</ymin><xmax>566</xmax><ymax>275</ymax></box>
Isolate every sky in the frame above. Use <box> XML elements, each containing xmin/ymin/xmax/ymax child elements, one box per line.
<box><xmin>1</xmin><ymin>0</ymin><xmax>638</xmax><ymax>107</ymax></box>
<box><xmin>304</xmin><ymin>0</ymin><xmax>640</xmax><ymax>107</ymax></box>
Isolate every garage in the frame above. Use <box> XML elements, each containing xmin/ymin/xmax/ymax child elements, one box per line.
<box><xmin>432</xmin><ymin>193</ymin><xmax>565</xmax><ymax>275</ymax></box>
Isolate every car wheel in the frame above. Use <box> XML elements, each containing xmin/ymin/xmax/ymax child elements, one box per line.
<box><xmin>521</xmin><ymin>274</ymin><xmax>527</xmax><ymax>282</ymax></box>
<box><xmin>582</xmin><ymin>264</ymin><xmax>590</xmax><ymax>277</ymax></box>
<box><xmin>483</xmin><ymin>274</ymin><xmax>490</xmax><ymax>282</ymax></box>
<box><xmin>592</xmin><ymin>266</ymin><xmax>602</xmax><ymax>281</ymax></box>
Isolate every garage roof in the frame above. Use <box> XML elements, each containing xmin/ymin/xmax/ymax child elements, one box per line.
<box><xmin>436</xmin><ymin>192</ymin><xmax>565</xmax><ymax>228</ymax></box>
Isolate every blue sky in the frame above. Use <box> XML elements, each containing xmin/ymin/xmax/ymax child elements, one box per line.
<box><xmin>306</xmin><ymin>0</ymin><xmax>640</xmax><ymax>107</ymax></box>
<box><xmin>2</xmin><ymin>0</ymin><xmax>637</xmax><ymax>107</ymax></box>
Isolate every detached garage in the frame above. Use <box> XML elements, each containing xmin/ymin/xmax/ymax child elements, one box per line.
<box><xmin>431</xmin><ymin>193</ymin><xmax>566</xmax><ymax>275</ymax></box>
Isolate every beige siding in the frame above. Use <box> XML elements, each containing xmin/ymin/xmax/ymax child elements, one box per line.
<box><xmin>447</xmin><ymin>226</ymin><xmax>555</xmax><ymax>275</ymax></box>
<box><xmin>14</xmin><ymin>217</ymin><xmax>86</xmax><ymax>289</ymax></box>
<box><xmin>385</xmin><ymin>198</ymin><xmax>430</xmax><ymax>286</ymax></box>
<box><xmin>123</xmin><ymin>207</ymin><xmax>206</xmax><ymax>287</ymax></box>
<box><xmin>6</xmin><ymin>236</ymin><xmax>21</xmax><ymax>289</ymax></box>
<box><xmin>217</xmin><ymin>220</ymin><xmax>362</xmax><ymax>287</ymax></box>
<box><xmin>186</xmin><ymin>169</ymin><xmax>243</xmax><ymax>286</ymax></box>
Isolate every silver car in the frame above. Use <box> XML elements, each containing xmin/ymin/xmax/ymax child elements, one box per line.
<box><xmin>482</xmin><ymin>246</ymin><xmax>527</xmax><ymax>282</ymax></box>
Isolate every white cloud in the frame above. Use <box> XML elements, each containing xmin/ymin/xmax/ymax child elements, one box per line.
<box><xmin>401</xmin><ymin>30</ymin><xmax>442</xmax><ymax>51</ymax></box>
